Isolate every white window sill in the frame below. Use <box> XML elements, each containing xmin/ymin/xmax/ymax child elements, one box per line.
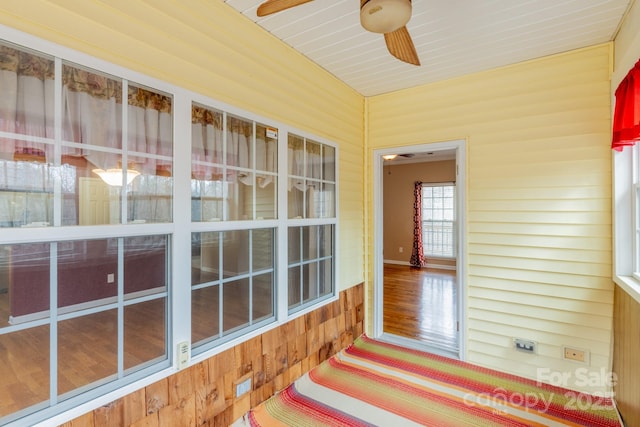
<box><xmin>614</xmin><ymin>275</ymin><xmax>640</xmax><ymax>305</ymax></box>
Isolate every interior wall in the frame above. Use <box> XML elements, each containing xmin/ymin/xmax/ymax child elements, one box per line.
<box><xmin>367</xmin><ymin>44</ymin><xmax>614</xmax><ymax>394</ymax></box>
<box><xmin>0</xmin><ymin>1</ymin><xmax>365</xmax><ymax>292</ymax></box>
<box><xmin>382</xmin><ymin>160</ymin><xmax>457</xmax><ymax>269</ymax></box>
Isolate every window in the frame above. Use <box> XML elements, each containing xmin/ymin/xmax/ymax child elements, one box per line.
<box><xmin>0</xmin><ymin>34</ymin><xmax>338</xmax><ymax>425</ymax></box>
<box><xmin>613</xmin><ymin>140</ymin><xmax>640</xmax><ymax>297</ymax></box>
<box><xmin>287</xmin><ymin>135</ymin><xmax>336</xmax><ymax>313</ymax></box>
<box><xmin>190</xmin><ymin>104</ymin><xmax>279</xmax><ymax>353</ymax></box>
<box><xmin>421</xmin><ymin>184</ymin><xmax>456</xmax><ymax>258</ymax></box>
<box><xmin>0</xmin><ymin>41</ymin><xmax>172</xmax><ymax>424</ymax></box>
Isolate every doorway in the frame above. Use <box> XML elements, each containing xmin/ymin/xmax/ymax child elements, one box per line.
<box><xmin>373</xmin><ymin>140</ymin><xmax>466</xmax><ymax>360</ymax></box>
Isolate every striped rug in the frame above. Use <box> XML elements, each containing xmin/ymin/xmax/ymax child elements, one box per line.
<box><xmin>240</xmin><ymin>335</ymin><xmax>621</xmax><ymax>426</ymax></box>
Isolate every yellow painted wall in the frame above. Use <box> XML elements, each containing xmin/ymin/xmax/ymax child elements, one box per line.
<box><xmin>613</xmin><ymin>0</ymin><xmax>640</xmax><ymax>87</ymax></box>
<box><xmin>367</xmin><ymin>44</ymin><xmax>613</xmax><ymax>393</ymax></box>
<box><xmin>0</xmin><ymin>0</ymin><xmax>365</xmax><ymax>290</ymax></box>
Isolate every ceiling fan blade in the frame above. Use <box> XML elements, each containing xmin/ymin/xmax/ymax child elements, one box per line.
<box><xmin>257</xmin><ymin>0</ymin><xmax>314</xmax><ymax>17</ymax></box>
<box><xmin>384</xmin><ymin>26</ymin><xmax>420</xmax><ymax>66</ymax></box>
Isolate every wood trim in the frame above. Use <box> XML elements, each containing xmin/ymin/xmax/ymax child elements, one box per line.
<box><xmin>61</xmin><ymin>283</ymin><xmax>364</xmax><ymax>426</ymax></box>
<box><xmin>613</xmin><ymin>285</ymin><xmax>640</xmax><ymax>426</ymax></box>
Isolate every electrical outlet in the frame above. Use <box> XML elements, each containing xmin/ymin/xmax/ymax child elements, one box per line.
<box><xmin>234</xmin><ymin>375</ymin><xmax>252</xmax><ymax>398</ymax></box>
<box><xmin>563</xmin><ymin>346</ymin><xmax>589</xmax><ymax>363</ymax></box>
<box><xmin>399</xmin><ymin>247</ymin><xmax>404</xmax><ymax>253</ymax></box>
<box><xmin>514</xmin><ymin>338</ymin><xmax>536</xmax><ymax>353</ymax></box>
<box><xmin>107</xmin><ymin>273</ymin><xmax>115</xmax><ymax>284</ymax></box>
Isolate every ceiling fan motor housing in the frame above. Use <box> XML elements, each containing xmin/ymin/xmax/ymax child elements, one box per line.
<box><xmin>360</xmin><ymin>0</ymin><xmax>412</xmax><ymax>34</ymax></box>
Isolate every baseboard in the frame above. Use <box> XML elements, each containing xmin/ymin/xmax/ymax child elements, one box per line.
<box><xmin>383</xmin><ymin>259</ymin><xmax>456</xmax><ymax>271</ymax></box>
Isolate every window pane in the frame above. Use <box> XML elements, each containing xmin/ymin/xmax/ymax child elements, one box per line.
<box><xmin>256</xmin><ymin>124</ymin><xmax>277</xmax><ymax>174</ymax></box>
<box><xmin>124</xmin><ymin>298</ymin><xmax>166</xmax><ymax>371</ymax></box>
<box><xmin>0</xmin><ymin>325</ymin><xmax>50</xmax><ymax>418</ymax></box>
<box><xmin>422</xmin><ymin>185</ymin><xmax>456</xmax><ymax>258</ymax></box>
<box><xmin>306</xmin><ymin>141</ymin><xmax>321</xmax><ymax>179</ymax></box>
<box><xmin>319</xmin><ymin>225</ymin><xmax>333</xmax><ymax>258</ymax></box>
<box><xmin>72</xmin><ymin>152</ymin><xmax>122</xmax><ymax>226</ymax></box>
<box><xmin>303</xmin><ymin>263</ymin><xmax>318</xmax><ymax>303</ymax></box>
<box><xmin>1</xmin><ymin>243</ymin><xmax>50</xmax><ymax>324</ymax></box>
<box><xmin>57</xmin><ymin>239</ymin><xmax>117</xmax><ymax>312</ymax></box>
<box><xmin>192</xmin><ymin>285</ymin><xmax>219</xmax><ymax>345</ymax></box>
<box><xmin>127</xmin><ymin>160</ymin><xmax>173</xmax><ymax>224</ymax></box>
<box><xmin>0</xmin><ymin>158</ymin><xmax>55</xmax><ymax>227</ymax></box>
<box><xmin>227</xmin><ymin>169</ymin><xmax>253</xmax><ymax>221</ymax></box>
<box><xmin>303</xmin><ymin>226</ymin><xmax>318</xmax><ymax>261</ymax></box>
<box><xmin>288</xmin><ymin>266</ymin><xmax>301</xmax><ymax>309</ymax></box>
<box><xmin>252</xmin><ymin>228</ymin><xmax>274</xmax><ymax>272</ymax></box>
<box><xmin>255</xmin><ymin>177</ymin><xmax>277</xmax><ymax>220</ymax></box>
<box><xmin>323</xmin><ymin>145</ymin><xmax>335</xmax><ymax>182</ymax></box>
<box><xmin>288</xmin><ymin>227</ymin><xmax>301</xmax><ymax>264</ymax></box>
<box><xmin>58</xmin><ymin>309</ymin><xmax>117</xmax><ymax>398</ymax></box>
<box><xmin>192</xmin><ymin>232</ymin><xmax>220</xmax><ymax>286</ymax></box>
<box><xmin>223</xmin><ymin>278</ymin><xmax>249</xmax><ymax>334</ymax></box>
<box><xmin>124</xmin><ymin>235</ymin><xmax>167</xmax><ymax>297</ymax></box>
<box><xmin>223</xmin><ymin>230</ymin><xmax>249</xmax><ymax>277</ymax></box>
<box><xmin>253</xmin><ymin>272</ymin><xmax>273</xmax><ymax>323</ymax></box>
<box><xmin>62</xmin><ymin>64</ymin><xmax>122</xmax><ymax>150</ymax></box>
<box><xmin>319</xmin><ymin>258</ymin><xmax>333</xmax><ymax>297</ymax></box>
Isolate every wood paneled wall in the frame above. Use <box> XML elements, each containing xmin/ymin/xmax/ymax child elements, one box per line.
<box><xmin>613</xmin><ymin>285</ymin><xmax>640</xmax><ymax>427</ymax></box>
<box><xmin>61</xmin><ymin>283</ymin><xmax>364</xmax><ymax>427</ymax></box>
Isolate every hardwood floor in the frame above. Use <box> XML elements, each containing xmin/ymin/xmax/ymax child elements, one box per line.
<box><xmin>383</xmin><ymin>263</ymin><xmax>458</xmax><ymax>350</ymax></box>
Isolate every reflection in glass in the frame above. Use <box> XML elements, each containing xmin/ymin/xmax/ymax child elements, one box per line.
<box><xmin>192</xmin><ymin>232</ymin><xmax>220</xmax><ymax>286</ymax></box>
<box><xmin>58</xmin><ymin>309</ymin><xmax>117</xmax><ymax>397</ymax></box>
<box><xmin>288</xmin><ymin>266</ymin><xmax>301</xmax><ymax>309</ymax></box>
<box><xmin>127</xmin><ymin>155</ymin><xmax>173</xmax><ymax>224</ymax></box>
<box><xmin>223</xmin><ymin>278</ymin><xmax>250</xmax><ymax>334</ymax></box>
<box><xmin>303</xmin><ymin>263</ymin><xmax>318</xmax><ymax>303</ymax></box>
<box><xmin>0</xmin><ymin>325</ymin><xmax>50</xmax><ymax>418</ymax></box>
<box><xmin>57</xmin><ymin>239</ymin><xmax>118</xmax><ymax>311</ymax></box>
<box><xmin>0</xmin><ymin>243</ymin><xmax>50</xmax><ymax>323</ymax></box>
<box><xmin>124</xmin><ymin>235</ymin><xmax>167</xmax><ymax>297</ymax></box>
<box><xmin>223</xmin><ymin>230</ymin><xmax>249</xmax><ymax>277</ymax></box>
<box><xmin>253</xmin><ymin>273</ymin><xmax>273</xmax><ymax>323</ymax></box>
<box><xmin>288</xmin><ymin>227</ymin><xmax>301</xmax><ymax>264</ymax></box>
<box><xmin>323</xmin><ymin>145</ymin><xmax>336</xmax><ymax>182</ymax></box>
<box><xmin>0</xmin><ymin>45</ymin><xmax>54</xmax><ymax>160</ymax></box>
<box><xmin>320</xmin><ymin>259</ymin><xmax>333</xmax><ymax>297</ymax></box>
<box><xmin>192</xmin><ymin>285</ymin><xmax>220</xmax><ymax>345</ymax></box>
<box><xmin>0</xmin><ymin>156</ymin><xmax>55</xmax><ymax>227</ymax></box>
<box><xmin>287</xmin><ymin>225</ymin><xmax>334</xmax><ymax>312</ymax></box>
<box><xmin>252</xmin><ymin>228</ymin><xmax>274</xmax><ymax>271</ymax></box>
<box><xmin>124</xmin><ymin>298</ymin><xmax>166</xmax><ymax>371</ymax></box>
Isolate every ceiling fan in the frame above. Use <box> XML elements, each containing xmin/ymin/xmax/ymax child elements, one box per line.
<box><xmin>256</xmin><ymin>0</ymin><xmax>420</xmax><ymax>66</ymax></box>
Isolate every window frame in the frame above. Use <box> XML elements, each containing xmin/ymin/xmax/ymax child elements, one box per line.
<box><xmin>613</xmin><ymin>143</ymin><xmax>640</xmax><ymax>301</ymax></box>
<box><xmin>421</xmin><ymin>182</ymin><xmax>457</xmax><ymax>259</ymax></box>
<box><xmin>0</xmin><ymin>26</ymin><xmax>339</xmax><ymax>426</ymax></box>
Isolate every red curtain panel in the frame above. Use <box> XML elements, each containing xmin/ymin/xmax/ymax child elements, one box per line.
<box><xmin>410</xmin><ymin>181</ymin><xmax>426</xmax><ymax>268</ymax></box>
<box><xmin>612</xmin><ymin>59</ymin><xmax>640</xmax><ymax>151</ymax></box>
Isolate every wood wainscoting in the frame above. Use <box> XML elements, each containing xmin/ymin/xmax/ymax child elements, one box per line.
<box><xmin>613</xmin><ymin>285</ymin><xmax>640</xmax><ymax>427</ymax></box>
<box><xmin>61</xmin><ymin>283</ymin><xmax>364</xmax><ymax>427</ymax></box>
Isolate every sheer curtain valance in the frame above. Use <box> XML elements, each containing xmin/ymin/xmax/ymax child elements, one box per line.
<box><xmin>612</xmin><ymin>59</ymin><xmax>640</xmax><ymax>151</ymax></box>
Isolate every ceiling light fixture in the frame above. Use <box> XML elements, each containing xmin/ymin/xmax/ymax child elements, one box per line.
<box><xmin>93</xmin><ymin>168</ymin><xmax>140</xmax><ymax>187</ymax></box>
<box><xmin>360</xmin><ymin>0</ymin><xmax>412</xmax><ymax>34</ymax></box>
<box><xmin>382</xmin><ymin>154</ymin><xmax>398</xmax><ymax>160</ymax></box>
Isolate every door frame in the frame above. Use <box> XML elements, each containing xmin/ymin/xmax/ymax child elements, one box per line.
<box><xmin>372</xmin><ymin>139</ymin><xmax>467</xmax><ymax>360</ymax></box>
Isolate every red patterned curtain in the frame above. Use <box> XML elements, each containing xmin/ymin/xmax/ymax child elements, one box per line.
<box><xmin>612</xmin><ymin>59</ymin><xmax>640</xmax><ymax>151</ymax></box>
<box><xmin>410</xmin><ymin>181</ymin><xmax>426</xmax><ymax>268</ymax></box>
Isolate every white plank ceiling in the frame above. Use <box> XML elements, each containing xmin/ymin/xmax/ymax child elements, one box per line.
<box><xmin>223</xmin><ymin>0</ymin><xmax>633</xmax><ymax>96</ymax></box>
